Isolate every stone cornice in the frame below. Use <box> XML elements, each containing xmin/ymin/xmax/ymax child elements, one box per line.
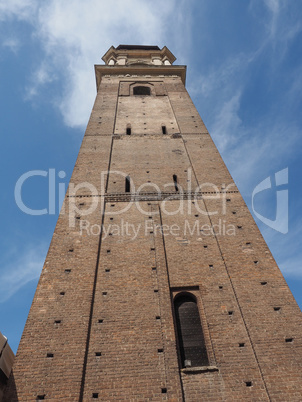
<box><xmin>94</xmin><ymin>65</ymin><xmax>187</xmax><ymax>90</ymax></box>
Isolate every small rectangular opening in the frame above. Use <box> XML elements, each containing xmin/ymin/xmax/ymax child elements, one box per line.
<box><xmin>245</xmin><ymin>381</ymin><xmax>252</xmax><ymax>387</ymax></box>
<box><xmin>126</xmin><ymin>126</ymin><xmax>131</xmax><ymax>135</ymax></box>
<box><xmin>285</xmin><ymin>338</ymin><xmax>293</xmax><ymax>343</ymax></box>
<box><xmin>274</xmin><ymin>307</ymin><xmax>281</xmax><ymax>311</ymax></box>
<box><xmin>37</xmin><ymin>395</ymin><xmax>45</xmax><ymax>400</ymax></box>
<box><xmin>95</xmin><ymin>352</ymin><xmax>102</xmax><ymax>357</ymax></box>
<box><xmin>239</xmin><ymin>343</ymin><xmax>245</xmax><ymax>347</ymax></box>
<box><xmin>161</xmin><ymin>388</ymin><xmax>167</xmax><ymax>394</ymax></box>
<box><xmin>125</xmin><ymin>176</ymin><xmax>130</xmax><ymax>192</ymax></box>
<box><xmin>46</xmin><ymin>353</ymin><xmax>54</xmax><ymax>358</ymax></box>
<box><xmin>157</xmin><ymin>349</ymin><xmax>164</xmax><ymax>353</ymax></box>
<box><xmin>92</xmin><ymin>393</ymin><xmax>99</xmax><ymax>399</ymax></box>
<box><xmin>173</xmin><ymin>174</ymin><xmax>179</xmax><ymax>192</ymax></box>
<box><xmin>162</xmin><ymin>125</ymin><xmax>167</xmax><ymax>134</ymax></box>
<box><xmin>65</xmin><ymin>269</ymin><xmax>71</xmax><ymax>273</ymax></box>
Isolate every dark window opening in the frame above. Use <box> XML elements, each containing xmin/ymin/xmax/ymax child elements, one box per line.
<box><xmin>125</xmin><ymin>175</ymin><xmax>131</xmax><ymax>192</ymax></box>
<box><xmin>133</xmin><ymin>86</ymin><xmax>151</xmax><ymax>96</ymax></box>
<box><xmin>173</xmin><ymin>174</ymin><xmax>179</xmax><ymax>192</ymax></box>
<box><xmin>174</xmin><ymin>294</ymin><xmax>209</xmax><ymax>368</ymax></box>
<box><xmin>37</xmin><ymin>395</ymin><xmax>45</xmax><ymax>400</ymax></box>
<box><xmin>162</xmin><ymin>125</ymin><xmax>167</xmax><ymax>134</ymax></box>
<box><xmin>126</xmin><ymin>125</ymin><xmax>131</xmax><ymax>135</ymax></box>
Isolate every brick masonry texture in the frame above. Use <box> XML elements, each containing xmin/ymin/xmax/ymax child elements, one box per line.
<box><xmin>4</xmin><ymin>57</ymin><xmax>302</xmax><ymax>401</ymax></box>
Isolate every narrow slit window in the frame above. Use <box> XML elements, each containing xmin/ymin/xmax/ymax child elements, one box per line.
<box><xmin>174</xmin><ymin>294</ymin><xmax>209</xmax><ymax>368</ymax></box>
<box><xmin>162</xmin><ymin>125</ymin><xmax>167</xmax><ymax>134</ymax></box>
<box><xmin>173</xmin><ymin>174</ymin><xmax>179</xmax><ymax>192</ymax></box>
<box><xmin>125</xmin><ymin>176</ymin><xmax>130</xmax><ymax>192</ymax></box>
<box><xmin>126</xmin><ymin>125</ymin><xmax>131</xmax><ymax>135</ymax></box>
<box><xmin>133</xmin><ymin>86</ymin><xmax>151</xmax><ymax>96</ymax></box>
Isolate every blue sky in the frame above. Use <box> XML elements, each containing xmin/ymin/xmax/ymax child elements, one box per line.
<box><xmin>0</xmin><ymin>0</ymin><xmax>302</xmax><ymax>353</ymax></box>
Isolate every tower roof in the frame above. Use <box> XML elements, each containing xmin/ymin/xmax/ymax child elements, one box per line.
<box><xmin>116</xmin><ymin>45</ymin><xmax>160</xmax><ymax>51</ymax></box>
<box><xmin>102</xmin><ymin>45</ymin><xmax>176</xmax><ymax>65</ymax></box>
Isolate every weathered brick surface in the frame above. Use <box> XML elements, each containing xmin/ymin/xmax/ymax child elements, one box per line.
<box><xmin>5</xmin><ymin>49</ymin><xmax>302</xmax><ymax>401</ymax></box>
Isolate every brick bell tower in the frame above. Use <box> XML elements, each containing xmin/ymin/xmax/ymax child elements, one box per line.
<box><xmin>5</xmin><ymin>45</ymin><xmax>302</xmax><ymax>401</ymax></box>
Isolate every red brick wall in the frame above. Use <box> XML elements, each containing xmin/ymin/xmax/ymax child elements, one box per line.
<box><xmin>5</xmin><ymin>71</ymin><xmax>302</xmax><ymax>401</ymax></box>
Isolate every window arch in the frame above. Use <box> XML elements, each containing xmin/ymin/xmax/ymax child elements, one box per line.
<box><xmin>133</xmin><ymin>86</ymin><xmax>151</xmax><ymax>96</ymax></box>
<box><xmin>174</xmin><ymin>293</ymin><xmax>209</xmax><ymax>368</ymax></box>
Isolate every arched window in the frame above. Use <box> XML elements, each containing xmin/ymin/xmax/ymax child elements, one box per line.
<box><xmin>174</xmin><ymin>294</ymin><xmax>209</xmax><ymax>368</ymax></box>
<box><xmin>133</xmin><ymin>86</ymin><xmax>151</xmax><ymax>96</ymax></box>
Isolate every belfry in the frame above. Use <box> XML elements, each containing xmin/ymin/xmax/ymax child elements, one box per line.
<box><xmin>4</xmin><ymin>45</ymin><xmax>302</xmax><ymax>401</ymax></box>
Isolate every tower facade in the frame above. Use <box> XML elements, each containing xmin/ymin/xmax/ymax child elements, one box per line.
<box><xmin>5</xmin><ymin>45</ymin><xmax>302</xmax><ymax>401</ymax></box>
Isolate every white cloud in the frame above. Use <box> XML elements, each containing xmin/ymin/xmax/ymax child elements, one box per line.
<box><xmin>0</xmin><ymin>0</ymin><xmax>38</xmax><ymax>22</ymax></box>
<box><xmin>28</xmin><ymin>0</ymin><xmax>182</xmax><ymax>128</ymax></box>
<box><xmin>0</xmin><ymin>245</ymin><xmax>46</xmax><ymax>303</ymax></box>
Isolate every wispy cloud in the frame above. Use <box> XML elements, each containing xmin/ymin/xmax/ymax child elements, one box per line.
<box><xmin>0</xmin><ymin>245</ymin><xmax>46</xmax><ymax>303</ymax></box>
<box><xmin>2</xmin><ymin>37</ymin><xmax>20</xmax><ymax>53</ymax></box>
<box><xmin>0</xmin><ymin>0</ymin><xmax>38</xmax><ymax>22</ymax></box>
<box><xmin>25</xmin><ymin>62</ymin><xmax>57</xmax><ymax>99</ymax></box>
<box><xmin>0</xmin><ymin>0</ymin><xmax>193</xmax><ymax>128</ymax></box>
